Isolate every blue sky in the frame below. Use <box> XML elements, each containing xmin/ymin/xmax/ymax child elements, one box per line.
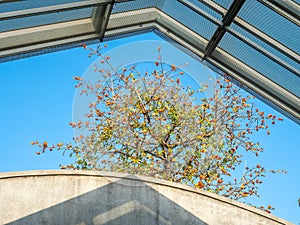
<box><xmin>0</xmin><ymin>32</ymin><xmax>299</xmax><ymax>224</ymax></box>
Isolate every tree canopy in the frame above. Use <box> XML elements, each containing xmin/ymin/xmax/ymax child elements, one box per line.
<box><xmin>33</xmin><ymin>45</ymin><xmax>285</xmax><ymax>212</ymax></box>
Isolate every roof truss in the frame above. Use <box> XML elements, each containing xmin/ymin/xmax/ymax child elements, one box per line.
<box><xmin>0</xmin><ymin>0</ymin><xmax>114</xmax><ymax>61</ymax></box>
<box><xmin>0</xmin><ymin>0</ymin><xmax>299</xmax><ymax>124</ymax></box>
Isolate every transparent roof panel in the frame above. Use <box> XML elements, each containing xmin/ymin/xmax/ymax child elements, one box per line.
<box><xmin>112</xmin><ymin>0</ymin><xmax>157</xmax><ymax>13</ymax></box>
<box><xmin>0</xmin><ymin>0</ymin><xmax>88</xmax><ymax>13</ymax></box>
<box><xmin>0</xmin><ymin>0</ymin><xmax>299</xmax><ymax>123</ymax></box>
<box><xmin>0</xmin><ymin>7</ymin><xmax>94</xmax><ymax>32</ymax></box>
<box><xmin>229</xmin><ymin>23</ymin><xmax>300</xmax><ymax>75</ymax></box>
<box><xmin>0</xmin><ymin>0</ymin><xmax>113</xmax><ymax>62</ymax></box>
<box><xmin>212</xmin><ymin>0</ymin><xmax>234</xmax><ymax>10</ymax></box>
<box><xmin>161</xmin><ymin>0</ymin><xmax>219</xmax><ymax>40</ymax></box>
<box><xmin>166</xmin><ymin>0</ymin><xmax>224</xmax><ymax>22</ymax></box>
<box><xmin>219</xmin><ymin>33</ymin><xmax>300</xmax><ymax>97</ymax></box>
<box><xmin>237</xmin><ymin>1</ymin><xmax>300</xmax><ymax>53</ymax></box>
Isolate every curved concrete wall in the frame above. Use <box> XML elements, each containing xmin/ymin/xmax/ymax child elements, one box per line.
<box><xmin>0</xmin><ymin>170</ymin><xmax>293</xmax><ymax>225</ymax></box>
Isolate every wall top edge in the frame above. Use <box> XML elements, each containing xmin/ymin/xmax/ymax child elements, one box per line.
<box><xmin>0</xmin><ymin>170</ymin><xmax>292</xmax><ymax>224</ymax></box>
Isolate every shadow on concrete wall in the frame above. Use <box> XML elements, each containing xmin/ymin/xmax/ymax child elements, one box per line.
<box><xmin>7</xmin><ymin>175</ymin><xmax>207</xmax><ymax>225</ymax></box>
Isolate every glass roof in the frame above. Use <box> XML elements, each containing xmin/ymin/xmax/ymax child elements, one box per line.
<box><xmin>0</xmin><ymin>0</ymin><xmax>299</xmax><ymax>124</ymax></box>
<box><xmin>0</xmin><ymin>0</ymin><xmax>114</xmax><ymax>61</ymax></box>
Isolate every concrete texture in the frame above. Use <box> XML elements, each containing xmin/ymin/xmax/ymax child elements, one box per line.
<box><xmin>0</xmin><ymin>170</ymin><xmax>294</xmax><ymax>225</ymax></box>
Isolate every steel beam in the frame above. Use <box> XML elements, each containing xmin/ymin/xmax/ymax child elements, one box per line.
<box><xmin>93</xmin><ymin>1</ymin><xmax>115</xmax><ymax>41</ymax></box>
<box><xmin>0</xmin><ymin>0</ymin><xmax>24</xmax><ymax>4</ymax></box>
<box><xmin>227</xmin><ymin>27</ymin><xmax>300</xmax><ymax>76</ymax></box>
<box><xmin>0</xmin><ymin>0</ymin><xmax>114</xmax><ymax>62</ymax></box>
<box><xmin>0</xmin><ymin>1</ymin><xmax>298</xmax><ymax>123</ymax></box>
<box><xmin>178</xmin><ymin>0</ymin><xmax>300</xmax><ymax>76</ymax></box>
<box><xmin>105</xmin><ymin>8</ymin><xmax>300</xmax><ymax>123</ymax></box>
<box><xmin>209</xmin><ymin>48</ymin><xmax>300</xmax><ymax>123</ymax></box>
<box><xmin>198</xmin><ymin>0</ymin><xmax>300</xmax><ymax>64</ymax></box>
<box><xmin>258</xmin><ymin>0</ymin><xmax>300</xmax><ymax>26</ymax></box>
<box><xmin>203</xmin><ymin>0</ymin><xmax>246</xmax><ymax>59</ymax></box>
<box><xmin>0</xmin><ymin>19</ymin><xmax>94</xmax><ymax>45</ymax></box>
<box><xmin>0</xmin><ymin>0</ymin><xmax>112</xmax><ymax>21</ymax></box>
<box><xmin>177</xmin><ymin>0</ymin><xmax>221</xmax><ymax>25</ymax></box>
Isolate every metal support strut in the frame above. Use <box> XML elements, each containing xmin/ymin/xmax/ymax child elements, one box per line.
<box><xmin>203</xmin><ymin>0</ymin><xmax>246</xmax><ymax>59</ymax></box>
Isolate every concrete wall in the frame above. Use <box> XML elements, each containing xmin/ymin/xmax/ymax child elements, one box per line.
<box><xmin>0</xmin><ymin>170</ymin><xmax>293</xmax><ymax>225</ymax></box>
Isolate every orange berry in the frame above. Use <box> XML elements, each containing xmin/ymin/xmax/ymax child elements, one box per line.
<box><xmin>171</xmin><ymin>64</ymin><xmax>177</xmax><ymax>71</ymax></box>
<box><xmin>79</xmin><ymin>43</ymin><xmax>87</xmax><ymax>49</ymax></box>
<box><xmin>196</xmin><ymin>181</ymin><xmax>205</xmax><ymax>188</ymax></box>
<box><xmin>73</xmin><ymin>76</ymin><xmax>82</xmax><ymax>81</ymax></box>
<box><xmin>242</xmin><ymin>192</ymin><xmax>248</xmax><ymax>197</ymax></box>
<box><xmin>57</xmin><ymin>143</ymin><xmax>63</xmax><ymax>147</ymax></box>
<box><xmin>69</xmin><ymin>122</ymin><xmax>76</xmax><ymax>128</ymax></box>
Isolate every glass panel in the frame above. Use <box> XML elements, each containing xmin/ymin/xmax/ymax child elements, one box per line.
<box><xmin>0</xmin><ymin>7</ymin><xmax>94</xmax><ymax>32</ymax></box>
<box><xmin>0</xmin><ymin>0</ymin><xmax>86</xmax><ymax>13</ymax></box>
<box><xmin>237</xmin><ymin>0</ymin><xmax>300</xmax><ymax>54</ymax></box>
<box><xmin>161</xmin><ymin>0</ymin><xmax>219</xmax><ymax>40</ymax></box>
<box><xmin>182</xmin><ymin>0</ymin><xmax>224</xmax><ymax>21</ymax></box>
<box><xmin>112</xmin><ymin>0</ymin><xmax>157</xmax><ymax>13</ymax></box>
<box><xmin>219</xmin><ymin>33</ymin><xmax>300</xmax><ymax>97</ymax></box>
<box><xmin>230</xmin><ymin>23</ymin><xmax>300</xmax><ymax>73</ymax></box>
<box><xmin>212</xmin><ymin>0</ymin><xmax>234</xmax><ymax>9</ymax></box>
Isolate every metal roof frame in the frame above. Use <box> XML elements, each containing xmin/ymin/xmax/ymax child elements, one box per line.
<box><xmin>0</xmin><ymin>0</ymin><xmax>299</xmax><ymax>124</ymax></box>
<box><xmin>203</xmin><ymin>0</ymin><xmax>246</xmax><ymax>59</ymax></box>
<box><xmin>105</xmin><ymin>6</ymin><xmax>300</xmax><ymax>124</ymax></box>
<box><xmin>187</xmin><ymin>0</ymin><xmax>300</xmax><ymax>74</ymax></box>
<box><xmin>0</xmin><ymin>0</ymin><xmax>114</xmax><ymax>61</ymax></box>
<box><xmin>258</xmin><ymin>0</ymin><xmax>300</xmax><ymax>26</ymax></box>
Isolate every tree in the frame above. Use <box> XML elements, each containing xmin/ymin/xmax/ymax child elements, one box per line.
<box><xmin>33</xmin><ymin>44</ymin><xmax>284</xmax><ymax>210</ymax></box>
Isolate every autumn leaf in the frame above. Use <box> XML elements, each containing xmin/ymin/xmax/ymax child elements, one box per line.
<box><xmin>79</xmin><ymin>43</ymin><xmax>87</xmax><ymax>49</ymax></box>
<box><xmin>73</xmin><ymin>76</ymin><xmax>82</xmax><ymax>81</ymax></box>
<box><xmin>42</xmin><ymin>142</ymin><xmax>48</xmax><ymax>152</ymax></box>
<box><xmin>69</xmin><ymin>122</ymin><xmax>76</xmax><ymax>128</ymax></box>
<box><xmin>171</xmin><ymin>64</ymin><xmax>177</xmax><ymax>71</ymax></box>
<box><xmin>196</xmin><ymin>181</ymin><xmax>205</xmax><ymax>188</ymax></box>
<box><xmin>242</xmin><ymin>193</ymin><xmax>248</xmax><ymax>197</ymax></box>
